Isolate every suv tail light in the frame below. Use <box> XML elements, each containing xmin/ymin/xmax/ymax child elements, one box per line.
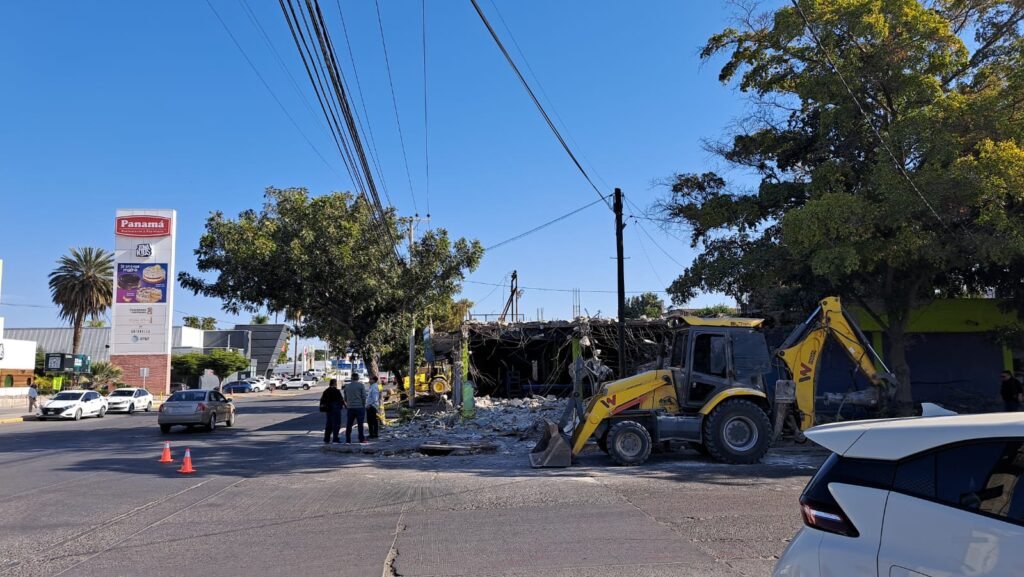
<box><xmin>196</xmin><ymin>402</ymin><xmax>206</xmax><ymax>413</ymax></box>
<box><xmin>800</xmin><ymin>495</ymin><xmax>858</xmax><ymax>537</ymax></box>
<box><xmin>798</xmin><ymin>453</ymin><xmax>895</xmax><ymax>538</ymax></box>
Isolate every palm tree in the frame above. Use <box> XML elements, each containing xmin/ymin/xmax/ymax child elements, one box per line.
<box><xmin>49</xmin><ymin>247</ymin><xmax>114</xmax><ymax>354</ymax></box>
<box><xmin>89</xmin><ymin>361</ymin><xmax>123</xmax><ymax>390</ymax></box>
<box><xmin>251</xmin><ymin>314</ymin><xmax>270</xmax><ymax>324</ymax></box>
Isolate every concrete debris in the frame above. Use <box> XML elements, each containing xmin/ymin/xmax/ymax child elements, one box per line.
<box><xmin>322</xmin><ymin>394</ymin><xmax>565</xmax><ymax>459</ymax></box>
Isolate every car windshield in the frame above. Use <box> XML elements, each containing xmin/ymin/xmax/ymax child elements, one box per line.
<box><xmin>168</xmin><ymin>391</ymin><xmax>206</xmax><ymax>402</ymax></box>
<box><xmin>109</xmin><ymin>390</ymin><xmax>134</xmax><ymax>397</ymax></box>
<box><xmin>52</xmin><ymin>392</ymin><xmax>84</xmax><ymax>401</ymax></box>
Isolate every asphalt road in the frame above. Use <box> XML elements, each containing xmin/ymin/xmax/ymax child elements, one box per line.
<box><xmin>0</xmin><ymin>392</ymin><xmax>823</xmax><ymax>577</ymax></box>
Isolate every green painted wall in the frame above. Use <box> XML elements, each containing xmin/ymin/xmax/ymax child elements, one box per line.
<box><xmin>849</xmin><ymin>299</ymin><xmax>1016</xmax><ymax>334</ymax></box>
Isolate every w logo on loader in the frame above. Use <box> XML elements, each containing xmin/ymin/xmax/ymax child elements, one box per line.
<box><xmin>798</xmin><ymin>363</ymin><xmax>812</xmax><ymax>382</ymax></box>
<box><xmin>599</xmin><ymin>395</ymin><xmax>617</xmax><ymax>409</ymax></box>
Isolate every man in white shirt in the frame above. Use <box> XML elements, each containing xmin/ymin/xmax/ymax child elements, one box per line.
<box><xmin>366</xmin><ymin>376</ymin><xmax>381</xmax><ymax>439</ymax></box>
<box><xmin>27</xmin><ymin>379</ymin><xmax>38</xmax><ymax>413</ymax></box>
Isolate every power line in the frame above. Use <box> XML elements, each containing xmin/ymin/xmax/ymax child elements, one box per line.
<box><xmin>335</xmin><ymin>0</ymin><xmax>392</xmax><ymax>208</ymax></box>
<box><xmin>205</xmin><ymin>0</ymin><xmax>341</xmax><ymax>179</ymax></box>
<box><xmin>486</xmin><ymin>0</ymin><xmax>612</xmax><ymax>193</ymax></box>
<box><xmin>278</xmin><ymin>0</ymin><xmax>404</xmax><ymax>264</ymax></box>
<box><xmin>469</xmin><ymin>0</ymin><xmax>611</xmax><ymax>210</ymax></box>
<box><xmin>485</xmin><ymin>195</ymin><xmax>609</xmax><ymax>251</ymax></box>
<box><xmin>789</xmin><ymin>0</ymin><xmax>962</xmax><ymax>238</ymax></box>
<box><xmin>624</xmin><ymin>196</ymin><xmax>685</xmax><ymax>267</ymax></box>
<box><xmin>630</xmin><ymin>219</ymin><xmax>666</xmax><ymax>287</ymax></box>
<box><xmin>466</xmin><ymin>280</ymin><xmax>671</xmax><ymax>295</ymax></box>
<box><xmin>374</xmin><ymin>0</ymin><xmax>420</xmax><ymax>214</ymax></box>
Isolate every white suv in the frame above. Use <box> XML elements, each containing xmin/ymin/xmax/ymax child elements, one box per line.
<box><xmin>774</xmin><ymin>411</ymin><xmax>1024</xmax><ymax>577</ymax></box>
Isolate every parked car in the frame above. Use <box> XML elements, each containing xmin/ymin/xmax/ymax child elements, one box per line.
<box><xmin>773</xmin><ymin>410</ymin><xmax>1024</xmax><ymax>577</ymax></box>
<box><xmin>223</xmin><ymin>381</ymin><xmax>254</xmax><ymax>394</ymax></box>
<box><xmin>38</xmin><ymin>390</ymin><xmax>107</xmax><ymax>420</ymax></box>
<box><xmin>158</xmin><ymin>389</ymin><xmax>235</xmax><ymax>433</ymax></box>
<box><xmin>279</xmin><ymin>376</ymin><xmax>317</xmax><ymax>390</ymax></box>
<box><xmin>105</xmin><ymin>387</ymin><xmax>154</xmax><ymax>413</ymax></box>
<box><xmin>246</xmin><ymin>379</ymin><xmax>267</xmax><ymax>392</ymax></box>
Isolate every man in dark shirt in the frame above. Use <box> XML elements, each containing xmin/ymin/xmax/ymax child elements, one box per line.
<box><xmin>999</xmin><ymin>371</ymin><xmax>1023</xmax><ymax>412</ymax></box>
<box><xmin>320</xmin><ymin>379</ymin><xmax>344</xmax><ymax>443</ymax></box>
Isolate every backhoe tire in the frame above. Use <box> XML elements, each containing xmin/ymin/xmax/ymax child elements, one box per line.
<box><xmin>597</xmin><ymin>431</ymin><xmax>610</xmax><ymax>454</ymax></box>
<box><xmin>607</xmin><ymin>420</ymin><xmax>652</xmax><ymax>466</ymax></box>
<box><xmin>703</xmin><ymin>399</ymin><xmax>772</xmax><ymax>464</ymax></box>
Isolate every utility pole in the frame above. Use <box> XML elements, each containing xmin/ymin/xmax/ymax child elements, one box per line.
<box><xmin>405</xmin><ymin>215</ymin><xmax>429</xmax><ymax>409</ymax></box>
<box><xmin>614</xmin><ymin>188</ymin><xmax>626</xmax><ymax>379</ymax></box>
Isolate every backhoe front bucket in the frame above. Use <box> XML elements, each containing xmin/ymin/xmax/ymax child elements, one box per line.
<box><xmin>529</xmin><ymin>418</ymin><xmax>572</xmax><ymax>468</ymax></box>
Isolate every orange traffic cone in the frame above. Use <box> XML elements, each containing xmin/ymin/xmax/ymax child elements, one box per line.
<box><xmin>158</xmin><ymin>441</ymin><xmax>174</xmax><ymax>463</ymax></box>
<box><xmin>178</xmin><ymin>448</ymin><xmax>196</xmax><ymax>474</ymax></box>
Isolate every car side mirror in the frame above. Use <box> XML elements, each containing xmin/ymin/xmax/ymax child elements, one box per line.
<box><xmin>226</xmin><ymin>398</ymin><xmax>233</xmax><ymax>403</ymax></box>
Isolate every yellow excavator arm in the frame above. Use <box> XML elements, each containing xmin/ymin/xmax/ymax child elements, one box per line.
<box><xmin>776</xmin><ymin>296</ymin><xmax>896</xmax><ymax>429</ymax></box>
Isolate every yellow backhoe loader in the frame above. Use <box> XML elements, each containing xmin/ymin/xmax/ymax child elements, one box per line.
<box><xmin>530</xmin><ymin>296</ymin><xmax>896</xmax><ymax>468</ymax></box>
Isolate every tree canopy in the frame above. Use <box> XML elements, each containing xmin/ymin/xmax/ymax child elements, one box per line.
<box><xmin>624</xmin><ymin>292</ymin><xmax>665</xmax><ymax>319</ymax></box>
<box><xmin>48</xmin><ymin>247</ymin><xmax>114</xmax><ymax>355</ymax></box>
<box><xmin>659</xmin><ymin>0</ymin><xmax>1024</xmax><ymax>409</ymax></box>
<box><xmin>183</xmin><ymin>316</ymin><xmax>218</xmax><ymax>330</ymax></box>
<box><xmin>179</xmin><ymin>188</ymin><xmax>482</xmax><ymax>373</ymax></box>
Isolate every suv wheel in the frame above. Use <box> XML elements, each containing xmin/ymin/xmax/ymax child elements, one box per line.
<box><xmin>607</xmin><ymin>420</ymin><xmax>652</xmax><ymax>466</ymax></box>
<box><xmin>703</xmin><ymin>399</ymin><xmax>772</xmax><ymax>464</ymax></box>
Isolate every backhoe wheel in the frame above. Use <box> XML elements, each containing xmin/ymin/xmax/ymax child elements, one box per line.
<box><xmin>703</xmin><ymin>399</ymin><xmax>772</xmax><ymax>464</ymax></box>
<box><xmin>607</xmin><ymin>420</ymin><xmax>652</xmax><ymax>466</ymax></box>
<box><xmin>597</xmin><ymin>431</ymin><xmax>610</xmax><ymax>454</ymax></box>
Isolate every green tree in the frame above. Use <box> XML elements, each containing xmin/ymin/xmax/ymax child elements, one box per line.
<box><xmin>183</xmin><ymin>316</ymin><xmax>218</xmax><ymax>330</ymax></box>
<box><xmin>34</xmin><ymin>347</ymin><xmax>47</xmax><ymax>377</ymax></box>
<box><xmin>251</xmin><ymin>314</ymin><xmax>270</xmax><ymax>324</ymax></box>
<box><xmin>428</xmin><ymin>298</ymin><xmax>474</xmax><ymax>332</ymax></box>
<box><xmin>89</xmin><ymin>361</ymin><xmax>123</xmax><ymax>390</ymax></box>
<box><xmin>86</xmin><ymin>317</ymin><xmax>106</xmax><ymax>328</ymax></box>
<box><xmin>179</xmin><ymin>188</ymin><xmax>482</xmax><ymax>378</ymax></box>
<box><xmin>48</xmin><ymin>247</ymin><xmax>114</xmax><ymax>355</ymax></box>
<box><xmin>171</xmin><ymin>353</ymin><xmax>206</xmax><ymax>379</ymax></box>
<box><xmin>658</xmin><ymin>0</ymin><xmax>1024</xmax><ymax>411</ymax></box>
<box><xmin>201</xmin><ymin>349</ymin><xmax>250</xmax><ymax>384</ymax></box>
<box><xmin>692</xmin><ymin>304</ymin><xmax>734</xmax><ymax>318</ymax></box>
<box><xmin>624</xmin><ymin>292</ymin><xmax>664</xmax><ymax>319</ymax></box>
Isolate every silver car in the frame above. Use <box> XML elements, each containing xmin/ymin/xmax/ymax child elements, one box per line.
<box><xmin>158</xmin><ymin>389</ymin><xmax>235</xmax><ymax>433</ymax></box>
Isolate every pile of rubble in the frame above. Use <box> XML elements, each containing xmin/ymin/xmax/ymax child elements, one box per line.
<box><xmin>323</xmin><ymin>394</ymin><xmax>566</xmax><ymax>458</ymax></box>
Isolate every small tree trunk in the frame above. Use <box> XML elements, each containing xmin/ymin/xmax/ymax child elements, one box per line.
<box><xmin>72</xmin><ymin>312</ymin><xmax>85</xmax><ymax>355</ymax></box>
<box><xmin>884</xmin><ymin>301</ymin><xmax>915</xmax><ymax>416</ymax></box>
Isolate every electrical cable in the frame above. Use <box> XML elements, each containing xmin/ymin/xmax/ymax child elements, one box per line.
<box><xmin>335</xmin><ymin>0</ymin><xmax>392</xmax><ymax>208</ymax></box>
<box><xmin>485</xmin><ymin>194</ymin><xmax>609</xmax><ymax>251</ymax></box>
<box><xmin>374</xmin><ymin>0</ymin><xmax>420</xmax><ymax>214</ymax></box>
<box><xmin>486</xmin><ymin>0</ymin><xmax>612</xmax><ymax>193</ymax></box>
<box><xmin>205</xmin><ymin>0</ymin><xmax>341</xmax><ymax>179</ymax></box>
<box><xmin>630</xmin><ymin>218</ymin><xmax>666</xmax><ymax>287</ymax></box>
<box><xmin>624</xmin><ymin>196</ymin><xmax>685</xmax><ymax>267</ymax></box>
<box><xmin>469</xmin><ymin>0</ymin><xmax>611</xmax><ymax>210</ymax></box>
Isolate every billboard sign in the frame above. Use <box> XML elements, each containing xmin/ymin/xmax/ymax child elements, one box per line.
<box><xmin>115</xmin><ymin>215</ymin><xmax>172</xmax><ymax>237</ymax></box>
<box><xmin>110</xmin><ymin>209</ymin><xmax>176</xmax><ymax>356</ymax></box>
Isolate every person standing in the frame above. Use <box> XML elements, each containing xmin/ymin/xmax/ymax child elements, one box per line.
<box><xmin>366</xmin><ymin>375</ymin><xmax>381</xmax><ymax>439</ymax></box>
<box><xmin>319</xmin><ymin>379</ymin><xmax>344</xmax><ymax>443</ymax></box>
<box><xmin>27</xmin><ymin>379</ymin><xmax>38</xmax><ymax>414</ymax></box>
<box><xmin>999</xmin><ymin>370</ymin><xmax>1023</xmax><ymax>412</ymax></box>
<box><xmin>343</xmin><ymin>373</ymin><xmax>367</xmax><ymax>443</ymax></box>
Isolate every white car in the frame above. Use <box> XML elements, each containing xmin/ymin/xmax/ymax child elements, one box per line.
<box><xmin>279</xmin><ymin>376</ymin><xmax>318</xmax><ymax>390</ymax></box>
<box><xmin>105</xmin><ymin>387</ymin><xmax>154</xmax><ymax>413</ymax></box>
<box><xmin>245</xmin><ymin>379</ymin><xmax>266</xmax><ymax>392</ymax></box>
<box><xmin>38</xmin><ymin>390</ymin><xmax>107</xmax><ymax>420</ymax></box>
<box><xmin>774</xmin><ymin>411</ymin><xmax>1024</xmax><ymax>577</ymax></box>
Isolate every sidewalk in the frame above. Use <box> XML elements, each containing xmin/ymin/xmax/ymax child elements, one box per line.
<box><xmin>0</xmin><ymin>405</ymin><xmax>38</xmax><ymax>424</ymax></box>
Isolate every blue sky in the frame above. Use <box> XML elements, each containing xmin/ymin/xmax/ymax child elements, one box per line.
<box><xmin>0</xmin><ymin>1</ymin><xmax>760</xmax><ymax>330</ymax></box>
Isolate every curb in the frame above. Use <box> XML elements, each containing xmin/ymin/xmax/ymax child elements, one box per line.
<box><xmin>0</xmin><ymin>416</ymin><xmax>28</xmax><ymax>425</ymax></box>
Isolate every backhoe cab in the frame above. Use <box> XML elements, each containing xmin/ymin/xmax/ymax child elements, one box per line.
<box><xmin>531</xmin><ymin>316</ymin><xmax>775</xmax><ymax>467</ymax></box>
